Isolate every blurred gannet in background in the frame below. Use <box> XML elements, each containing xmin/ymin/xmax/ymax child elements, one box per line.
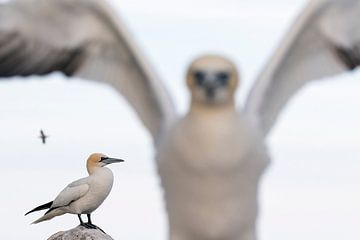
<box><xmin>1</xmin><ymin>0</ymin><xmax>360</xmax><ymax>239</ymax></box>
<box><xmin>39</xmin><ymin>129</ymin><xmax>48</xmax><ymax>144</ymax></box>
<box><xmin>25</xmin><ymin>153</ymin><xmax>124</xmax><ymax>230</ymax></box>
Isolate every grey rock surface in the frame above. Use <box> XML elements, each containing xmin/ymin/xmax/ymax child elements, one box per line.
<box><xmin>48</xmin><ymin>226</ymin><xmax>114</xmax><ymax>240</ymax></box>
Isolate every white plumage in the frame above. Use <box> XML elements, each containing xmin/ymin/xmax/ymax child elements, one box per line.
<box><xmin>2</xmin><ymin>0</ymin><xmax>360</xmax><ymax>239</ymax></box>
<box><xmin>26</xmin><ymin>153</ymin><xmax>124</xmax><ymax>229</ymax></box>
<box><xmin>157</xmin><ymin>107</ymin><xmax>269</xmax><ymax>239</ymax></box>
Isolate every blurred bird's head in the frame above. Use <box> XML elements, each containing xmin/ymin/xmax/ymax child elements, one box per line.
<box><xmin>87</xmin><ymin>153</ymin><xmax>124</xmax><ymax>174</ymax></box>
<box><xmin>186</xmin><ymin>55</ymin><xmax>239</xmax><ymax>106</ymax></box>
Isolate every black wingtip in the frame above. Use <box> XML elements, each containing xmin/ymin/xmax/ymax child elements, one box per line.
<box><xmin>25</xmin><ymin>201</ymin><xmax>53</xmax><ymax>216</ymax></box>
<box><xmin>25</xmin><ymin>209</ymin><xmax>34</xmax><ymax>216</ymax></box>
<box><xmin>335</xmin><ymin>46</ymin><xmax>360</xmax><ymax>70</ymax></box>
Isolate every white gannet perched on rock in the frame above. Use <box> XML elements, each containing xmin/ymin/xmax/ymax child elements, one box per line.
<box><xmin>1</xmin><ymin>0</ymin><xmax>360</xmax><ymax>239</ymax></box>
<box><xmin>25</xmin><ymin>153</ymin><xmax>124</xmax><ymax>230</ymax></box>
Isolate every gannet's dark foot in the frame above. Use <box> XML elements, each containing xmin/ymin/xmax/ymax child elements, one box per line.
<box><xmin>85</xmin><ymin>214</ymin><xmax>106</xmax><ymax>233</ymax></box>
<box><xmin>87</xmin><ymin>223</ymin><xmax>106</xmax><ymax>233</ymax></box>
<box><xmin>80</xmin><ymin>222</ymin><xmax>97</xmax><ymax>229</ymax></box>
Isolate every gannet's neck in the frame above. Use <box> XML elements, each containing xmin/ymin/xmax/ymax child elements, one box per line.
<box><xmin>88</xmin><ymin>165</ymin><xmax>111</xmax><ymax>175</ymax></box>
<box><xmin>189</xmin><ymin>99</ymin><xmax>236</xmax><ymax>117</ymax></box>
<box><xmin>87</xmin><ymin>165</ymin><xmax>99</xmax><ymax>175</ymax></box>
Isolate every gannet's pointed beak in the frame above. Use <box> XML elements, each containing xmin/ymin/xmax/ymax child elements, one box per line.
<box><xmin>100</xmin><ymin>157</ymin><xmax>125</xmax><ymax>165</ymax></box>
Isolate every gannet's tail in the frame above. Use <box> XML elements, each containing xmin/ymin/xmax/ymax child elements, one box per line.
<box><xmin>25</xmin><ymin>201</ymin><xmax>53</xmax><ymax>216</ymax></box>
<box><xmin>32</xmin><ymin>208</ymin><xmax>65</xmax><ymax>224</ymax></box>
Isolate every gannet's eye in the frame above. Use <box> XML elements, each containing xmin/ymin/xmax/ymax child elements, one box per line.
<box><xmin>193</xmin><ymin>71</ymin><xmax>206</xmax><ymax>86</ymax></box>
<box><xmin>216</xmin><ymin>71</ymin><xmax>230</xmax><ymax>86</ymax></box>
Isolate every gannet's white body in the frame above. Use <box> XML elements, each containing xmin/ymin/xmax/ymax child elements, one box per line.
<box><xmin>41</xmin><ymin>167</ymin><xmax>113</xmax><ymax>221</ymax></box>
<box><xmin>26</xmin><ymin>153</ymin><xmax>124</xmax><ymax>228</ymax></box>
<box><xmin>2</xmin><ymin>0</ymin><xmax>360</xmax><ymax>239</ymax></box>
<box><xmin>158</xmin><ymin>110</ymin><xmax>269</xmax><ymax>239</ymax></box>
<box><xmin>154</xmin><ymin>56</ymin><xmax>269</xmax><ymax>240</ymax></box>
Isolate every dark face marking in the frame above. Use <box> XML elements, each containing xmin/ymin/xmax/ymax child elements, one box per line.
<box><xmin>192</xmin><ymin>69</ymin><xmax>232</xmax><ymax>101</ymax></box>
<box><xmin>216</xmin><ymin>71</ymin><xmax>230</xmax><ymax>86</ymax></box>
<box><xmin>100</xmin><ymin>156</ymin><xmax>109</xmax><ymax>162</ymax></box>
<box><xmin>193</xmin><ymin>70</ymin><xmax>206</xmax><ymax>86</ymax></box>
<box><xmin>193</xmin><ymin>70</ymin><xmax>231</xmax><ymax>87</ymax></box>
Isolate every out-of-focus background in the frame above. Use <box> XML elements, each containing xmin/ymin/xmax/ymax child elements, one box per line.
<box><xmin>0</xmin><ymin>0</ymin><xmax>359</xmax><ymax>239</ymax></box>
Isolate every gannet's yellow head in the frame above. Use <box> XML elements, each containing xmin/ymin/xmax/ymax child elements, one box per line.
<box><xmin>86</xmin><ymin>153</ymin><xmax>124</xmax><ymax>174</ymax></box>
<box><xmin>186</xmin><ymin>55</ymin><xmax>239</xmax><ymax>106</ymax></box>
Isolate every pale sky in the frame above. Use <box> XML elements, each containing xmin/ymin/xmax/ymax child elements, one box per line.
<box><xmin>0</xmin><ymin>0</ymin><xmax>359</xmax><ymax>239</ymax></box>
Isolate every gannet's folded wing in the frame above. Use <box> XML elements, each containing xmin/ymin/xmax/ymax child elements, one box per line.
<box><xmin>0</xmin><ymin>0</ymin><xmax>175</xmax><ymax>140</ymax></box>
<box><xmin>51</xmin><ymin>178</ymin><xmax>89</xmax><ymax>208</ymax></box>
<box><xmin>245</xmin><ymin>0</ymin><xmax>360</xmax><ymax>136</ymax></box>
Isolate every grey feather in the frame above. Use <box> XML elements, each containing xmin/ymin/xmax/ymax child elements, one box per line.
<box><xmin>245</xmin><ymin>0</ymin><xmax>360</xmax><ymax>136</ymax></box>
<box><xmin>0</xmin><ymin>0</ymin><xmax>175</xmax><ymax>140</ymax></box>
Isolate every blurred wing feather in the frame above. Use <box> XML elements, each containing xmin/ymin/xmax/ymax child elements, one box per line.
<box><xmin>245</xmin><ymin>0</ymin><xmax>360</xmax><ymax>136</ymax></box>
<box><xmin>0</xmin><ymin>0</ymin><xmax>175</xmax><ymax>140</ymax></box>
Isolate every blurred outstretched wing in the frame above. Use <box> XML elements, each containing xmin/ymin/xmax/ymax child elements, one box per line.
<box><xmin>0</xmin><ymin>0</ymin><xmax>175</xmax><ymax>141</ymax></box>
<box><xmin>245</xmin><ymin>0</ymin><xmax>360</xmax><ymax>136</ymax></box>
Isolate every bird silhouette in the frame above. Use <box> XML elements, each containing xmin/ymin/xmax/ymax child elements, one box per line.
<box><xmin>39</xmin><ymin>129</ymin><xmax>48</xmax><ymax>144</ymax></box>
<box><xmin>1</xmin><ymin>0</ymin><xmax>360</xmax><ymax>239</ymax></box>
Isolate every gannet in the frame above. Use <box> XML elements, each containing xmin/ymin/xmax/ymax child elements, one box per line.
<box><xmin>1</xmin><ymin>0</ymin><xmax>360</xmax><ymax>239</ymax></box>
<box><xmin>25</xmin><ymin>153</ymin><xmax>124</xmax><ymax>230</ymax></box>
<box><xmin>157</xmin><ymin>55</ymin><xmax>269</xmax><ymax>240</ymax></box>
<box><xmin>39</xmin><ymin>129</ymin><xmax>48</xmax><ymax>144</ymax></box>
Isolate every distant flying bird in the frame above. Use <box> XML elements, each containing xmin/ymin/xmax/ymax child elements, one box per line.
<box><xmin>39</xmin><ymin>129</ymin><xmax>48</xmax><ymax>144</ymax></box>
<box><xmin>25</xmin><ymin>153</ymin><xmax>124</xmax><ymax>230</ymax></box>
<box><xmin>1</xmin><ymin>0</ymin><xmax>360</xmax><ymax>239</ymax></box>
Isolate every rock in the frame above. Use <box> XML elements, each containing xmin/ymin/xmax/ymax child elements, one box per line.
<box><xmin>48</xmin><ymin>225</ymin><xmax>114</xmax><ymax>240</ymax></box>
